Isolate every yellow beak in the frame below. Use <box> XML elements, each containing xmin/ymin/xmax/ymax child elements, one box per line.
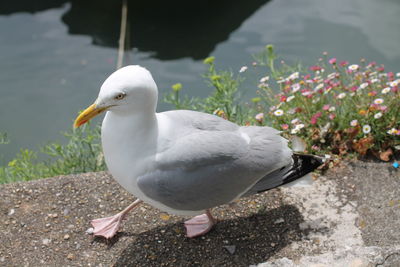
<box><xmin>74</xmin><ymin>103</ymin><xmax>108</xmax><ymax>128</ymax></box>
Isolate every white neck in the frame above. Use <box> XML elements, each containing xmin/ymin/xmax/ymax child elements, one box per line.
<box><xmin>101</xmin><ymin>110</ymin><xmax>158</xmax><ymax>190</ymax></box>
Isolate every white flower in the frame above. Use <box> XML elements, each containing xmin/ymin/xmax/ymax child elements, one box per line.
<box><xmin>259</xmin><ymin>76</ymin><xmax>269</xmax><ymax>83</ymax></box>
<box><xmin>337</xmin><ymin>93</ymin><xmax>346</xmax><ymax>99</ymax></box>
<box><xmin>239</xmin><ymin>66</ymin><xmax>248</xmax><ymax>73</ymax></box>
<box><xmin>348</xmin><ymin>64</ymin><xmax>359</xmax><ymax>71</ymax></box>
<box><xmin>291</xmin><ymin>118</ymin><xmax>300</xmax><ymax>124</ymax></box>
<box><xmin>397</xmin><ymin>73</ymin><xmax>400</xmax><ymax>77</ymax></box>
<box><xmin>288</xmin><ymin>72</ymin><xmax>299</xmax><ymax>80</ymax></box>
<box><xmin>374</xmin><ymin>98</ymin><xmax>384</xmax><ymax>105</ymax></box>
<box><xmin>273</xmin><ymin>109</ymin><xmax>284</xmax><ymax>116</ymax></box>
<box><xmin>312</xmin><ymin>98</ymin><xmax>320</xmax><ymax>104</ymax></box>
<box><xmin>302</xmin><ymin>91</ymin><xmax>312</xmax><ymax>96</ymax></box>
<box><xmin>314</xmin><ymin>83</ymin><xmax>324</xmax><ymax>91</ymax></box>
<box><xmin>350</xmin><ymin>120</ymin><xmax>358</xmax><ymax>127</ymax></box>
<box><xmin>327</xmin><ymin>72</ymin><xmax>337</xmax><ymax>80</ymax></box>
<box><xmin>374</xmin><ymin>112</ymin><xmax>382</xmax><ymax>119</ymax></box>
<box><xmin>387</xmin><ymin>128</ymin><xmax>398</xmax><ymax>135</ymax></box>
<box><xmin>292</xmin><ymin>83</ymin><xmax>301</xmax><ymax>92</ymax></box>
<box><xmin>328</xmin><ymin>106</ymin><xmax>336</xmax><ymax>112</ymax></box>
<box><xmin>314</xmin><ymin>76</ymin><xmax>322</xmax><ymax>83</ymax></box>
<box><xmin>362</xmin><ymin>125</ymin><xmax>371</xmax><ymax>134</ymax></box>
<box><xmin>255</xmin><ymin>113</ymin><xmax>264</xmax><ymax>121</ymax></box>
<box><xmin>370</xmin><ymin>78</ymin><xmax>379</xmax><ymax>83</ymax></box>
<box><xmin>286</xmin><ymin>95</ymin><xmax>295</xmax><ymax>102</ymax></box>
<box><xmin>381</xmin><ymin>87</ymin><xmax>391</xmax><ymax>94</ymax></box>
<box><xmin>389</xmin><ymin>80</ymin><xmax>399</xmax><ymax>87</ymax></box>
<box><xmin>359</xmin><ymin>83</ymin><xmax>369</xmax><ymax>90</ymax></box>
<box><xmin>277</xmin><ymin>79</ymin><xmax>285</xmax><ymax>84</ymax></box>
<box><xmin>290</xmin><ymin>124</ymin><xmax>304</xmax><ymax>134</ymax></box>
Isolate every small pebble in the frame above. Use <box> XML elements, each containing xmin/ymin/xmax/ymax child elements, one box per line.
<box><xmin>86</xmin><ymin>227</ymin><xmax>94</xmax><ymax>235</ymax></box>
<box><xmin>67</xmin><ymin>253</ymin><xmax>74</xmax><ymax>260</ymax></box>
<box><xmin>8</xmin><ymin>209</ymin><xmax>15</xmax><ymax>216</ymax></box>
<box><xmin>274</xmin><ymin>218</ymin><xmax>284</xmax><ymax>224</ymax></box>
<box><xmin>63</xmin><ymin>209</ymin><xmax>70</xmax><ymax>216</ymax></box>
<box><xmin>64</xmin><ymin>234</ymin><xmax>70</xmax><ymax>240</ymax></box>
<box><xmin>42</xmin><ymin>238</ymin><xmax>51</xmax><ymax>245</ymax></box>
<box><xmin>223</xmin><ymin>245</ymin><xmax>236</xmax><ymax>255</ymax></box>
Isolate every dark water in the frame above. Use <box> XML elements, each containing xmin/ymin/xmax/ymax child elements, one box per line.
<box><xmin>1</xmin><ymin>0</ymin><xmax>400</xmax><ymax>162</ymax></box>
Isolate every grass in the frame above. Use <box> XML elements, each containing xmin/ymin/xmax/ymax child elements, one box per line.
<box><xmin>1</xmin><ymin>45</ymin><xmax>399</xmax><ymax>183</ymax></box>
<box><xmin>0</xmin><ymin>124</ymin><xmax>105</xmax><ymax>184</ymax></box>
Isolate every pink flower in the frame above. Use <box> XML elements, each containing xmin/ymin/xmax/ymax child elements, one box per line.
<box><xmin>377</xmin><ymin>66</ymin><xmax>385</xmax><ymax>72</ymax></box>
<box><xmin>329</xmin><ymin>113</ymin><xmax>336</xmax><ymax>120</ymax></box>
<box><xmin>310</xmin><ymin>112</ymin><xmax>322</xmax><ymax>125</ymax></box>
<box><xmin>281</xmin><ymin>124</ymin><xmax>289</xmax><ymax>130</ymax></box>
<box><xmin>280</xmin><ymin>95</ymin><xmax>287</xmax><ymax>102</ymax></box>
<box><xmin>311</xmin><ymin>145</ymin><xmax>320</xmax><ymax>151</ymax></box>
<box><xmin>329</xmin><ymin>58</ymin><xmax>337</xmax><ymax>64</ymax></box>
<box><xmin>304</xmin><ymin>74</ymin><xmax>311</xmax><ymax>80</ymax></box>
<box><xmin>310</xmin><ymin>117</ymin><xmax>317</xmax><ymax>125</ymax></box>
<box><xmin>380</xmin><ymin>105</ymin><xmax>388</xmax><ymax>112</ymax></box>
<box><xmin>322</xmin><ymin>104</ymin><xmax>330</xmax><ymax>111</ymax></box>
<box><xmin>310</xmin><ymin>65</ymin><xmax>322</xmax><ymax>71</ymax></box>
<box><xmin>255</xmin><ymin>113</ymin><xmax>264</xmax><ymax>122</ymax></box>
<box><xmin>340</xmin><ymin>61</ymin><xmax>349</xmax><ymax>67</ymax></box>
<box><xmin>350</xmin><ymin>86</ymin><xmax>358</xmax><ymax>92</ymax></box>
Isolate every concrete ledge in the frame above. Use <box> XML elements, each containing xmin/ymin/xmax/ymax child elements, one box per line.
<box><xmin>0</xmin><ymin>161</ymin><xmax>399</xmax><ymax>266</ymax></box>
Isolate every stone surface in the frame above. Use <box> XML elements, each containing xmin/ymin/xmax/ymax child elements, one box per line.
<box><xmin>0</xmin><ymin>161</ymin><xmax>399</xmax><ymax>266</ymax></box>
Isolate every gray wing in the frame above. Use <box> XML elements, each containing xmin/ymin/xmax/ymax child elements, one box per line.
<box><xmin>137</xmin><ymin>124</ymin><xmax>292</xmax><ymax>212</ymax></box>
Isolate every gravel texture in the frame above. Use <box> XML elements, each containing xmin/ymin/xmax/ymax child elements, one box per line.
<box><xmin>1</xmin><ymin>160</ymin><xmax>399</xmax><ymax>266</ymax></box>
<box><xmin>0</xmin><ymin>172</ymin><xmax>306</xmax><ymax>266</ymax></box>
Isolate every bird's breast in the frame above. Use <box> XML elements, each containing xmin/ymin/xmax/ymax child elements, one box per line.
<box><xmin>101</xmin><ymin>112</ymin><xmax>158</xmax><ymax>195</ymax></box>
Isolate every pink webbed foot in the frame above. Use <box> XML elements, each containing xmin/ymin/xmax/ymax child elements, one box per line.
<box><xmin>90</xmin><ymin>199</ymin><xmax>142</xmax><ymax>239</ymax></box>
<box><xmin>91</xmin><ymin>213</ymin><xmax>125</xmax><ymax>239</ymax></box>
<box><xmin>184</xmin><ymin>210</ymin><xmax>216</xmax><ymax>238</ymax></box>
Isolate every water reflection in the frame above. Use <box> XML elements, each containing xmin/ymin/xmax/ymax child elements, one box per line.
<box><xmin>0</xmin><ymin>0</ymin><xmax>270</xmax><ymax>60</ymax></box>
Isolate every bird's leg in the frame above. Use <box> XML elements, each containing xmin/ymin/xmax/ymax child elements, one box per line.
<box><xmin>91</xmin><ymin>198</ymin><xmax>143</xmax><ymax>239</ymax></box>
<box><xmin>184</xmin><ymin>209</ymin><xmax>216</xmax><ymax>238</ymax></box>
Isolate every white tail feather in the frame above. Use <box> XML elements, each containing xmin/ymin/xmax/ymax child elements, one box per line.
<box><xmin>291</xmin><ymin>136</ymin><xmax>307</xmax><ymax>152</ymax></box>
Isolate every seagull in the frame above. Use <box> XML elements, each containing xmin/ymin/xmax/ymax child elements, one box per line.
<box><xmin>74</xmin><ymin>65</ymin><xmax>322</xmax><ymax>239</ymax></box>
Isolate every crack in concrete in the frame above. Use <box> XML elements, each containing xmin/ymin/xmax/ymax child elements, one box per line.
<box><xmin>375</xmin><ymin>252</ymin><xmax>400</xmax><ymax>267</ymax></box>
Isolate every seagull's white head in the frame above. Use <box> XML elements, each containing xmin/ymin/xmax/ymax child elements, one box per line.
<box><xmin>74</xmin><ymin>65</ymin><xmax>158</xmax><ymax>127</ymax></box>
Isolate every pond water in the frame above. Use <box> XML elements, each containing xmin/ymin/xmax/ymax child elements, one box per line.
<box><xmin>1</xmin><ymin>0</ymin><xmax>400</xmax><ymax>163</ymax></box>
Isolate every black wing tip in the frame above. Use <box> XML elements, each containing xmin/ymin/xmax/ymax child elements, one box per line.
<box><xmin>282</xmin><ymin>153</ymin><xmax>324</xmax><ymax>185</ymax></box>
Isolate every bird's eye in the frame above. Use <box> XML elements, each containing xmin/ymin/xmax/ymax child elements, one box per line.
<box><xmin>114</xmin><ymin>93</ymin><xmax>126</xmax><ymax>100</ymax></box>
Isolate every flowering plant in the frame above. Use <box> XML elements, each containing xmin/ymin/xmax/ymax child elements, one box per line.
<box><xmin>165</xmin><ymin>45</ymin><xmax>399</xmax><ymax>162</ymax></box>
<box><xmin>250</xmin><ymin>46</ymin><xmax>399</xmax><ymax>161</ymax></box>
